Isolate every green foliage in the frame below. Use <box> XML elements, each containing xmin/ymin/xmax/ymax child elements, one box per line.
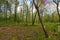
<box><xmin>43</xmin><ymin>13</ymin><xmax>59</xmax><ymax>22</ymax></box>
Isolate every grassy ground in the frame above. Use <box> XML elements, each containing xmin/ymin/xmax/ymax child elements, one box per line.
<box><xmin>0</xmin><ymin>22</ymin><xmax>60</xmax><ymax>40</ymax></box>
<box><xmin>0</xmin><ymin>19</ymin><xmax>60</xmax><ymax>40</ymax></box>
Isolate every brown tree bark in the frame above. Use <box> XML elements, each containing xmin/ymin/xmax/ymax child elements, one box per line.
<box><xmin>53</xmin><ymin>0</ymin><xmax>60</xmax><ymax>23</ymax></box>
<box><xmin>33</xmin><ymin>0</ymin><xmax>48</xmax><ymax>38</ymax></box>
<box><xmin>32</xmin><ymin>12</ymin><xmax>37</xmax><ymax>25</ymax></box>
<box><xmin>32</xmin><ymin>1</ymin><xmax>34</xmax><ymax>25</ymax></box>
<box><xmin>56</xmin><ymin>3</ymin><xmax>60</xmax><ymax>23</ymax></box>
<box><xmin>14</xmin><ymin>0</ymin><xmax>17</xmax><ymax>22</ymax></box>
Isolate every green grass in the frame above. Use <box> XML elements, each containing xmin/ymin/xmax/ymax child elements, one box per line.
<box><xmin>0</xmin><ymin>19</ymin><xmax>59</xmax><ymax>40</ymax></box>
<box><xmin>0</xmin><ymin>19</ymin><xmax>40</xmax><ymax>26</ymax></box>
<box><xmin>0</xmin><ymin>25</ymin><xmax>59</xmax><ymax>40</ymax></box>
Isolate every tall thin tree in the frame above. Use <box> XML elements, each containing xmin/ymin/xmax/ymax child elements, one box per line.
<box><xmin>33</xmin><ymin>0</ymin><xmax>48</xmax><ymax>38</ymax></box>
<box><xmin>14</xmin><ymin>0</ymin><xmax>19</xmax><ymax>22</ymax></box>
<box><xmin>53</xmin><ymin>0</ymin><xmax>60</xmax><ymax>23</ymax></box>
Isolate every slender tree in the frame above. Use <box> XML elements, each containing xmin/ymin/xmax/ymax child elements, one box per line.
<box><xmin>23</xmin><ymin>0</ymin><xmax>30</xmax><ymax>24</ymax></box>
<box><xmin>33</xmin><ymin>0</ymin><xmax>48</xmax><ymax>38</ymax></box>
<box><xmin>53</xmin><ymin>0</ymin><xmax>60</xmax><ymax>23</ymax></box>
<box><xmin>31</xmin><ymin>0</ymin><xmax>34</xmax><ymax>25</ymax></box>
<box><xmin>14</xmin><ymin>0</ymin><xmax>19</xmax><ymax>22</ymax></box>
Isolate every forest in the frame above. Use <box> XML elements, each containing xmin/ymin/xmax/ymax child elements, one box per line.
<box><xmin>0</xmin><ymin>0</ymin><xmax>60</xmax><ymax>40</ymax></box>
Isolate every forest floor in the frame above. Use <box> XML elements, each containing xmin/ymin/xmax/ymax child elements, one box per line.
<box><xmin>0</xmin><ymin>25</ymin><xmax>59</xmax><ymax>40</ymax></box>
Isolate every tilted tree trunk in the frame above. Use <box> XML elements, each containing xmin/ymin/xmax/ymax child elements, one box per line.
<box><xmin>32</xmin><ymin>12</ymin><xmax>37</xmax><ymax>25</ymax></box>
<box><xmin>33</xmin><ymin>0</ymin><xmax>48</xmax><ymax>38</ymax></box>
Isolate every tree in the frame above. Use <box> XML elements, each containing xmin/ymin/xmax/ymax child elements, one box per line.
<box><xmin>33</xmin><ymin>0</ymin><xmax>48</xmax><ymax>38</ymax></box>
<box><xmin>2</xmin><ymin>0</ymin><xmax>8</xmax><ymax>21</ymax></box>
<box><xmin>0</xmin><ymin>0</ymin><xmax>12</xmax><ymax>21</ymax></box>
<box><xmin>0</xmin><ymin>1</ymin><xmax>1</xmax><ymax>12</ymax></box>
<box><xmin>53</xmin><ymin>0</ymin><xmax>60</xmax><ymax>23</ymax></box>
<box><xmin>14</xmin><ymin>0</ymin><xmax>19</xmax><ymax>22</ymax></box>
<box><xmin>31</xmin><ymin>0</ymin><xmax>34</xmax><ymax>25</ymax></box>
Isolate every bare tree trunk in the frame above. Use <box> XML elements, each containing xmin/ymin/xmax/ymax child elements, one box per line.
<box><xmin>14</xmin><ymin>5</ymin><xmax>17</xmax><ymax>21</ymax></box>
<box><xmin>5</xmin><ymin>1</ymin><xmax>7</xmax><ymax>22</ymax></box>
<box><xmin>32</xmin><ymin>12</ymin><xmax>37</xmax><ymax>25</ymax></box>
<box><xmin>26</xmin><ymin>3</ymin><xmax>28</xmax><ymax>24</ymax></box>
<box><xmin>5</xmin><ymin>7</ymin><xmax>7</xmax><ymax>23</ymax></box>
<box><xmin>33</xmin><ymin>0</ymin><xmax>48</xmax><ymax>38</ymax></box>
<box><xmin>14</xmin><ymin>0</ymin><xmax>17</xmax><ymax>22</ymax></box>
<box><xmin>53</xmin><ymin>0</ymin><xmax>60</xmax><ymax>23</ymax></box>
<box><xmin>26</xmin><ymin>6</ymin><xmax>28</xmax><ymax>24</ymax></box>
<box><xmin>3</xmin><ymin>1</ymin><xmax>6</xmax><ymax>20</ymax></box>
<box><xmin>9</xmin><ymin>6</ymin><xmax>11</xmax><ymax>19</ymax></box>
<box><xmin>57</xmin><ymin>3</ymin><xmax>60</xmax><ymax>23</ymax></box>
<box><xmin>32</xmin><ymin>1</ymin><xmax>34</xmax><ymax>25</ymax></box>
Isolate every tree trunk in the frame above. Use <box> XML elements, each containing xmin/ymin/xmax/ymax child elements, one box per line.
<box><xmin>33</xmin><ymin>0</ymin><xmax>48</xmax><ymax>38</ymax></box>
<box><xmin>9</xmin><ymin>6</ymin><xmax>11</xmax><ymax>19</ymax></box>
<box><xmin>32</xmin><ymin>1</ymin><xmax>34</xmax><ymax>25</ymax></box>
<box><xmin>52</xmin><ymin>13</ymin><xmax>54</xmax><ymax>22</ymax></box>
<box><xmin>57</xmin><ymin>3</ymin><xmax>60</xmax><ymax>23</ymax></box>
<box><xmin>4</xmin><ymin>4</ymin><xmax>7</xmax><ymax>22</ymax></box>
<box><xmin>32</xmin><ymin>12</ymin><xmax>37</xmax><ymax>25</ymax></box>
<box><xmin>6</xmin><ymin>7</ymin><xmax>7</xmax><ymax>22</ymax></box>
<box><xmin>14</xmin><ymin>0</ymin><xmax>17</xmax><ymax>22</ymax></box>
